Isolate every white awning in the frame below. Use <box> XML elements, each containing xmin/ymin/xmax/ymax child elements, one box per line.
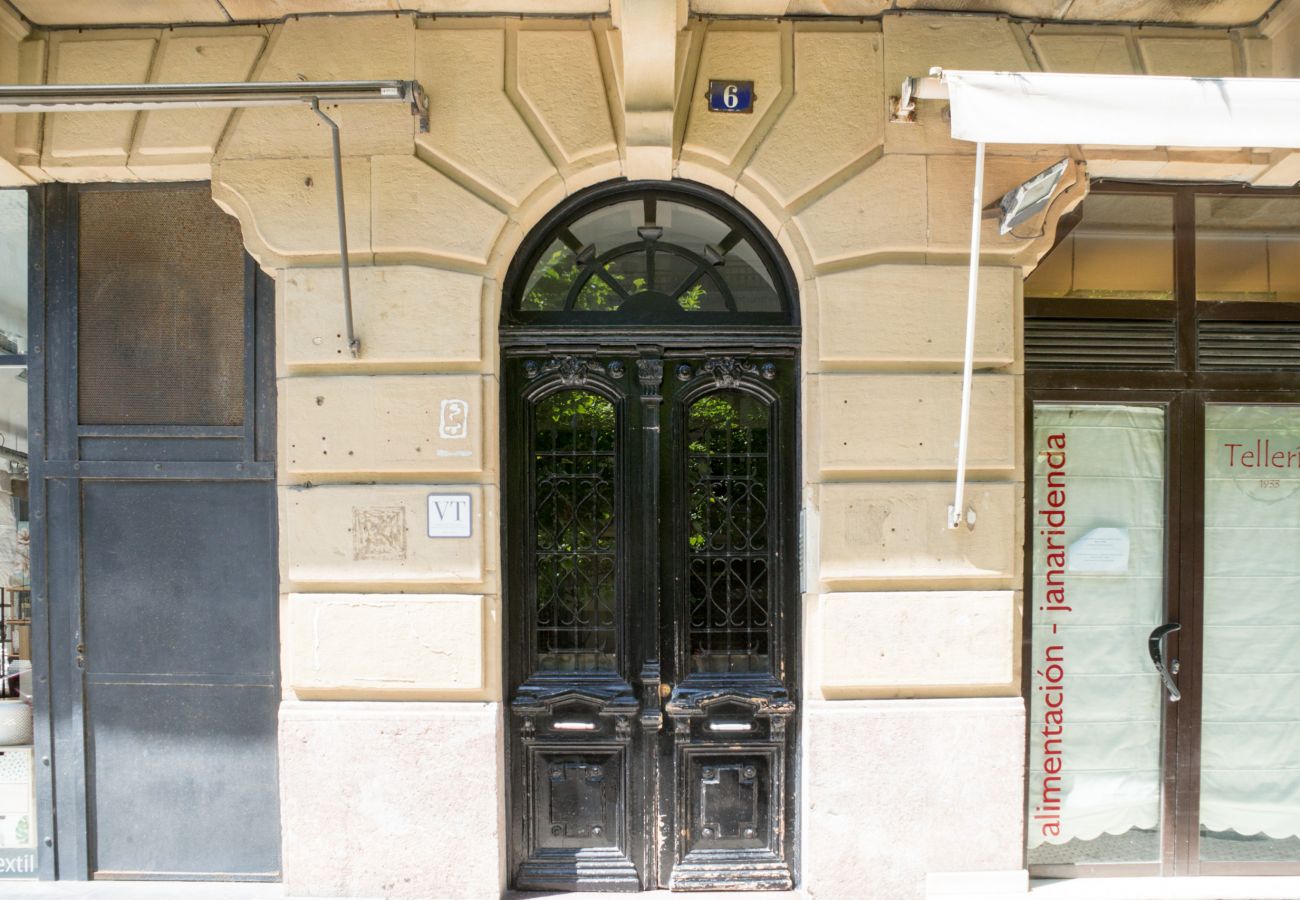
<box><xmin>925</xmin><ymin>69</ymin><xmax>1300</xmax><ymax>528</ymax></box>
<box><xmin>936</xmin><ymin>69</ymin><xmax>1300</xmax><ymax>149</ymax></box>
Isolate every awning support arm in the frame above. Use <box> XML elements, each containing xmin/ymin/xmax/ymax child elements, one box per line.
<box><xmin>310</xmin><ymin>98</ymin><xmax>360</xmax><ymax>358</ymax></box>
<box><xmin>0</xmin><ymin>79</ymin><xmax>435</xmax><ymax>359</ymax></box>
<box><xmin>949</xmin><ymin>140</ymin><xmax>985</xmax><ymax>530</ymax></box>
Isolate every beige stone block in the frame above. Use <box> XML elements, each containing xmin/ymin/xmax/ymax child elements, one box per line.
<box><xmin>793</xmin><ymin>155</ymin><xmax>928</xmax><ymax>267</ymax></box>
<box><xmin>282</xmin><ymin>265</ymin><xmax>483</xmax><ymax>369</ymax></box>
<box><xmin>1138</xmin><ymin>37</ymin><xmax>1237</xmax><ymax>77</ymax></box>
<box><xmin>404</xmin><ymin>0</ymin><xmax>605</xmax><ymax>9</ymax></box>
<box><xmin>371</xmin><ymin>155</ymin><xmax>507</xmax><ymax>268</ymax></box>
<box><xmin>1030</xmin><ymin>32</ymin><xmax>1136</xmax><ymax>74</ymax></box>
<box><xmin>1243</xmin><ymin>37</ymin><xmax>1273</xmax><ymax>78</ymax></box>
<box><xmin>284</xmin><ymin>483</ymin><xmax>490</xmax><ymax>585</ymax></box>
<box><xmin>818</xmin><ymin>482</ymin><xmax>1017</xmax><ymax>588</ymax></box>
<box><xmin>0</xmin><ymin>34</ymin><xmax>19</xmax><ymax>170</ymax></box>
<box><xmin>1084</xmin><ymin>154</ymin><xmax>1170</xmax><ymax>181</ymax></box>
<box><xmin>46</xmin><ymin>38</ymin><xmax>157</xmax><ymax>162</ymax></box>
<box><xmin>819</xmin><ymin>591</ymin><xmax>1017</xmax><ymax>695</ymax></box>
<box><xmin>14</xmin><ymin>40</ymin><xmax>45</xmax><ymax>163</ymax></box>
<box><xmin>513</xmin><ymin>23</ymin><xmax>618</xmax><ymax>169</ymax></box>
<box><xmin>415</xmin><ymin>26</ymin><xmax>554</xmax><ymax>207</ymax></box>
<box><xmin>0</xmin><ymin>160</ymin><xmax>33</xmax><ymax>188</ymax></box>
<box><xmin>213</xmin><ymin>157</ymin><xmax>371</xmax><ymax>266</ymax></box>
<box><xmin>681</xmin><ymin>25</ymin><xmax>786</xmax><ymax>172</ymax></box>
<box><xmin>1256</xmin><ymin>151</ymin><xmax>1300</xmax><ymax>188</ymax></box>
<box><xmin>1064</xmin><ymin>0</ymin><xmax>1271</xmax><ymax>26</ymax></box>
<box><xmin>287</xmin><ymin>593</ymin><xmax>487</xmax><ymax>698</ymax></box>
<box><xmin>279</xmin><ymin>701</ymin><xmax>502</xmax><ymax>900</ymax></box>
<box><xmin>815</xmin><ymin>374</ymin><xmax>1017</xmax><ymax>475</ymax></box>
<box><xmin>1155</xmin><ymin>155</ymin><xmax>1268</xmax><ymax>181</ymax></box>
<box><xmin>17</xmin><ymin>0</ymin><xmax>227</xmax><ymax>25</ymax></box>
<box><xmin>743</xmin><ymin>26</ymin><xmax>883</xmax><ymax>207</ymax></box>
<box><xmin>926</xmin><ymin>156</ymin><xmax>1073</xmax><ymax>256</ymax></box>
<box><xmin>818</xmin><ymin>264</ymin><xmax>1015</xmax><ymax>369</ymax></box>
<box><xmin>132</xmin><ymin>34</ymin><xmax>265</xmax><ymax>162</ymax></box>
<box><xmin>223</xmin><ymin>0</ymin><xmax>398</xmax><ymax>15</ymax></box>
<box><xmin>283</xmin><ymin>374</ymin><xmax>484</xmax><ymax>475</ymax></box>
<box><xmin>221</xmin><ymin>15</ymin><xmax>414</xmax><ymax>160</ymax></box>
<box><xmin>803</xmin><ymin>698</ymin><xmax>1024</xmax><ymax>898</ymax></box>
<box><xmin>882</xmin><ymin>16</ymin><xmax>1036</xmax><ymax>158</ymax></box>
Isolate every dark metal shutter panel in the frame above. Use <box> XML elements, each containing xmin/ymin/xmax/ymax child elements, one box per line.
<box><xmin>1197</xmin><ymin>321</ymin><xmax>1300</xmax><ymax>372</ymax></box>
<box><xmin>1025</xmin><ymin>317</ymin><xmax>1178</xmax><ymax>370</ymax></box>
<box><xmin>77</xmin><ymin>187</ymin><xmax>246</xmax><ymax>426</ymax></box>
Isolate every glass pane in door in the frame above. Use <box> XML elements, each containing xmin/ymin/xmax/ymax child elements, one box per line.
<box><xmin>1200</xmin><ymin>405</ymin><xmax>1300</xmax><ymax>862</ymax></box>
<box><xmin>532</xmin><ymin>389</ymin><xmax>618</xmax><ymax>673</ymax></box>
<box><xmin>686</xmin><ymin>391</ymin><xmax>772</xmax><ymax>674</ymax></box>
<box><xmin>1027</xmin><ymin>405</ymin><xmax>1167</xmax><ymax>865</ymax></box>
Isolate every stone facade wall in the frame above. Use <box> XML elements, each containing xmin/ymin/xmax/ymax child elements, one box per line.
<box><xmin>0</xmin><ymin>7</ymin><xmax>1294</xmax><ymax>898</ymax></box>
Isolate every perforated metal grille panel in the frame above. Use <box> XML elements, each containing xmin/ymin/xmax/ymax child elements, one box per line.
<box><xmin>78</xmin><ymin>187</ymin><xmax>246</xmax><ymax>426</ymax></box>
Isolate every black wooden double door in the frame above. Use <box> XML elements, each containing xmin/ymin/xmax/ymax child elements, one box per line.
<box><xmin>505</xmin><ymin>346</ymin><xmax>799</xmax><ymax>891</ymax></box>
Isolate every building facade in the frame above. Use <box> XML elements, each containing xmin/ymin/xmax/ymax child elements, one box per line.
<box><xmin>0</xmin><ymin>1</ymin><xmax>1299</xmax><ymax>898</ymax></box>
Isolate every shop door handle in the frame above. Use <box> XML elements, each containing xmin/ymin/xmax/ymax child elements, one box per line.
<box><xmin>1148</xmin><ymin>623</ymin><xmax>1181</xmax><ymax>702</ymax></box>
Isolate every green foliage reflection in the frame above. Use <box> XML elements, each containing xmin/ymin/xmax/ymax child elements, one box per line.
<box><xmin>524</xmin><ymin>244</ymin><xmax>710</xmax><ymax>313</ymax></box>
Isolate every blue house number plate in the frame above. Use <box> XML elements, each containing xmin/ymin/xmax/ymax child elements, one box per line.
<box><xmin>707</xmin><ymin>80</ymin><xmax>755</xmax><ymax>114</ymax></box>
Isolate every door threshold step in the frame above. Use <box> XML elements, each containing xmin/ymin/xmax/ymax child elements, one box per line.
<box><xmin>509</xmin><ymin>892</ymin><xmax>805</xmax><ymax>899</ymax></box>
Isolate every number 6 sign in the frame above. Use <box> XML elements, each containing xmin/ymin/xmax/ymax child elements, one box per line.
<box><xmin>706</xmin><ymin>79</ymin><xmax>755</xmax><ymax>114</ymax></box>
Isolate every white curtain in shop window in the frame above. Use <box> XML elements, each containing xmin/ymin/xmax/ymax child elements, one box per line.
<box><xmin>1201</xmin><ymin>405</ymin><xmax>1300</xmax><ymax>840</ymax></box>
<box><xmin>1030</xmin><ymin>404</ymin><xmax>1300</xmax><ymax>848</ymax></box>
<box><xmin>1029</xmin><ymin>405</ymin><xmax>1165</xmax><ymax>848</ymax></box>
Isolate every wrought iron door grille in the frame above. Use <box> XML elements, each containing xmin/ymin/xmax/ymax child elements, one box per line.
<box><xmin>686</xmin><ymin>390</ymin><xmax>772</xmax><ymax>674</ymax></box>
<box><xmin>532</xmin><ymin>390</ymin><xmax>618</xmax><ymax>672</ymax></box>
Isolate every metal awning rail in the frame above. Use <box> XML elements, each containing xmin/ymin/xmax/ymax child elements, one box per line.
<box><xmin>0</xmin><ymin>80</ymin><xmax>429</xmax><ymax>128</ymax></box>
<box><xmin>0</xmin><ymin>79</ymin><xmax>432</xmax><ymax>357</ymax></box>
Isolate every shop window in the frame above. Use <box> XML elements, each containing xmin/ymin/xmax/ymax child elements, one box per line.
<box><xmin>1024</xmin><ymin>183</ymin><xmax>1300</xmax><ymax>876</ymax></box>
<box><xmin>1026</xmin><ymin>194</ymin><xmax>1174</xmax><ymax>302</ymax></box>
<box><xmin>0</xmin><ymin>188</ymin><xmax>34</xmax><ymax>879</ymax></box>
<box><xmin>1196</xmin><ymin>196</ymin><xmax>1300</xmax><ymax>302</ymax></box>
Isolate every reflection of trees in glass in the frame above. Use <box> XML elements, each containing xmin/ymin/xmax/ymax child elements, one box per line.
<box><xmin>686</xmin><ymin>393</ymin><xmax>769</xmax><ymax>553</ymax></box>
<box><xmin>533</xmin><ymin>389</ymin><xmax>617</xmax><ymax>672</ymax></box>
<box><xmin>686</xmin><ymin>391</ymin><xmax>772</xmax><ymax>674</ymax></box>
<box><xmin>524</xmin><ymin>244</ymin><xmax>709</xmax><ymax>312</ymax></box>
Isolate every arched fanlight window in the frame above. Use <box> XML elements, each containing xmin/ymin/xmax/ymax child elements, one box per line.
<box><xmin>503</xmin><ymin>181</ymin><xmax>797</xmax><ymax>329</ymax></box>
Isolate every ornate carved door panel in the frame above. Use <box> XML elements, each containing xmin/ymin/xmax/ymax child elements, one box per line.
<box><xmin>501</xmin><ymin>180</ymin><xmax>801</xmax><ymax>892</ymax></box>
<box><xmin>504</xmin><ymin>347</ymin><xmax>797</xmax><ymax>892</ymax></box>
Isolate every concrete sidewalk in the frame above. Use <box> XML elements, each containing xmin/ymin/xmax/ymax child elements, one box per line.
<box><xmin>0</xmin><ymin>883</ymin><xmax>373</xmax><ymax>900</ymax></box>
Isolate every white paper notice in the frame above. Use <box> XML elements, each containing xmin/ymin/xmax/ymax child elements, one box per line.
<box><xmin>1067</xmin><ymin>527</ymin><xmax>1130</xmax><ymax>574</ymax></box>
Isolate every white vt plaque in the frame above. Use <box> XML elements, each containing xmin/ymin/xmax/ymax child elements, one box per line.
<box><xmin>427</xmin><ymin>493</ymin><xmax>472</xmax><ymax>538</ymax></box>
